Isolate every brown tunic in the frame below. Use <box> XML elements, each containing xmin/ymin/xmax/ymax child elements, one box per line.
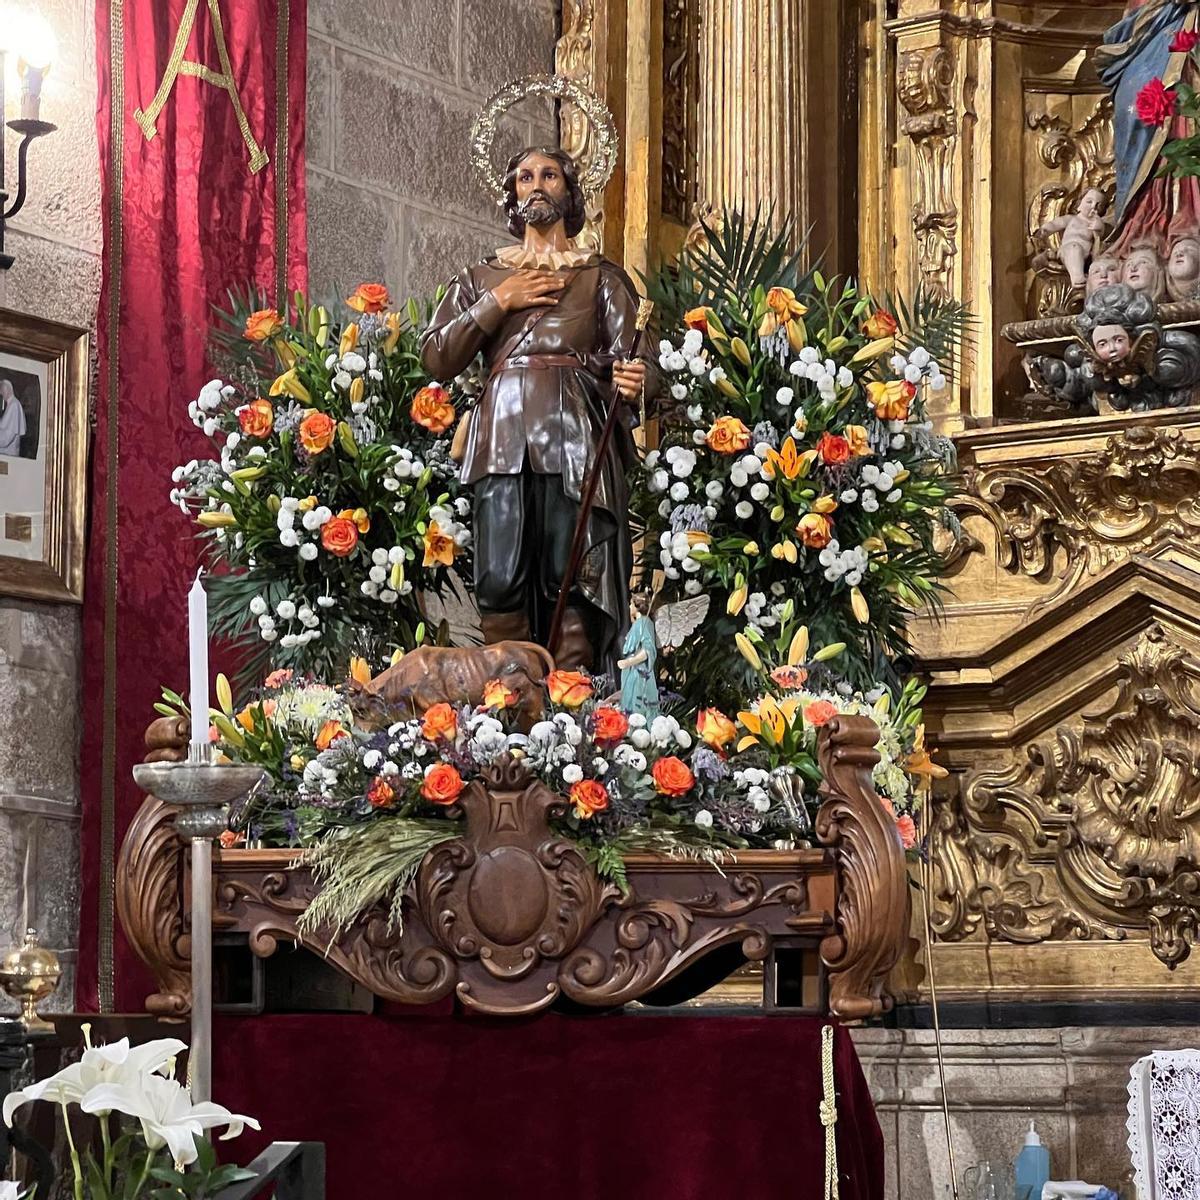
<box><xmin>419</xmin><ymin>250</ymin><xmax>656</xmax><ymax>668</ymax></box>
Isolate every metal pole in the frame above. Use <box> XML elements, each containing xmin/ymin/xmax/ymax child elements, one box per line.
<box><xmin>190</xmin><ymin>834</ymin><xmax>213</xmax><ymax>1103</ymax></box>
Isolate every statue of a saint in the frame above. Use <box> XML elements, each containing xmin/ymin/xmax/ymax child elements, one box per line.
<box><xmin>1096</xmin><ymin>2</ymin><xmax>1200</xmax><ymax>257</ymax></box>
<box><xmin>420</xmin><ymin>145</ymin><xmax>655</xmax><ymax>673</ymax></box>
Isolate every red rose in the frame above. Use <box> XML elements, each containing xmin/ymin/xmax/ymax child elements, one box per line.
<box><xmin>896</xmin><ymin>814</ymin><xmax>917</xmax><ymax>849</ymax></box>
<box><xmin>1170</xmin><ymin>29</ymin><xmax>1200</xmax><ymax>54</ymax></box>
<box><xmin>592</xmin><ymin>706</ymin><xmax>629</xmax><ymax>747</ymax></box>
<box><xmin>804</xmin><ymin>700</ymin><xmax>839</xmax><ymax>727</ymax></box>
<box><xmin>816</xmin><ymin>432</ymin><xmax>851</xmax><ymax>465</ymax></box>
<box><xmin>1135</xmin><ymin>78</ymin><xmax>1177</xmax><ymax>127</ymax></box>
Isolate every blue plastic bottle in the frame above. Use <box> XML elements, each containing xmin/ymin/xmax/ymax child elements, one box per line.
<box><xmin>1014</xmin><ymin>1121</ymin><xmax>1051</xmax><ymax>1200</ymax></box>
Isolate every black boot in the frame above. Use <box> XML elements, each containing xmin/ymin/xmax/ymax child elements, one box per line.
<box><xmin>480</xmin><ymin>609</ymin><xmax>532</xmax><ymax>645</ymax></box>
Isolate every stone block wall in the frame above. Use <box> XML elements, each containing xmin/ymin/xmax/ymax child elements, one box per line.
<box><xmin>853</xmin><ymin>1025</ymin><xmax>1200</xmax><ymax>1198</ymax></box>
<box><xmin>305</xmin><ymin>0</ymin><xmax>560</xmax><ymax>306</ymax></box>
<box><xmin>0</xmin><ymin>0</ymin><xmax>99</xmax><ymax>1013</ymax></box>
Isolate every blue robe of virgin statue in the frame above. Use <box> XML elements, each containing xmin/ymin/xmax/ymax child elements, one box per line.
<box><xmin>1096</xmin><ymin>1</ymin><xmax>1199</xmax><ymax>230</ymax></box>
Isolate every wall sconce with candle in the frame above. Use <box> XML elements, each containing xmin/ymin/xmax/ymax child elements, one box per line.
<box><xmin>0</xmin><ymin>9</ymin><xmax>58</xmax><ymax>270</ymax></box>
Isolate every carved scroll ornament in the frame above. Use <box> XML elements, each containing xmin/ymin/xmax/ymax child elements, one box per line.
<box><xmin>120</xmin><ymin>724</ymin><xmax>907</xmax><ymax>1018</ymax></box>
<box><xmin>950</xmin><ymin>426</ymin><xmax>1200</xmax><ymax>608</ymax></box>
<box><xmin>898</xmin><ymin>46</ymin><xmax>958</xmax><ymax>302</ymax></box>
<box><xmin>933</xmin><ymin>627</ymin><xmax>1200</xmax><ymax>967</ymax></box>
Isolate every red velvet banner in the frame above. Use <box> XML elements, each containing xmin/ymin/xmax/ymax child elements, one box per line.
<box><xmin>83</xmin><ymin>0</ymin><xmax>307</xmax><ymax>1012</ymax></box>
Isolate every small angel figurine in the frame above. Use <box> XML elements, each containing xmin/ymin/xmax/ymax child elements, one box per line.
<box><xmin>1036</xmin><ymin>187</ymin><xmax>1110</xmax><ymax>289</ymax></box>
<box><xmin>618</xmin><ymin>593</ymin><xmax>660</xmax><ymax>719</ymax></box>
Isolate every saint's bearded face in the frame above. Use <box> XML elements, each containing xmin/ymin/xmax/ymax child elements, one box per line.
<box><xmin>514</xmin><ymin>153</ymin><xmax>569</xmax><ymax>230</ymax></box>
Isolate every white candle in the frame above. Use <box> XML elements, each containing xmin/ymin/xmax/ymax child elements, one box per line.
<box><xmin>18</xmin><ymin>63</ymin><xmax>45</xmax><ymax>123</ymax></box>
<box><xmin>188</xmin><ymin>571</ymin><xmax>209</xmax><ymax>753</ymax></box>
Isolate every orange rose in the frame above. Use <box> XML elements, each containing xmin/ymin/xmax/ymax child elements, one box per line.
<box><xmin>346</xmin><ymin>283</ymin><xmax>391</xmax><ymax>313</ymax></box>
<box><xmin>422</xmin><ymin>762</ymin><xmax>465</xmax><ymax>805</ymax></box>
<box><xmin>796</xmin><ymin>512</ymin><xmax>834</xmax><ymax>549</ymax></box>
<box><xmin>244</xmin><ymin>308</ymin><xmax>283</xmax><ymax>342</ymax></box>
<box><xmin>696</xmin><ymin>708</ymin><xmax>737</xmax><ymax>751</ymax></box>
<box><xmin>570</xmin><ymin>779</ymin><xmax>609</xmax><ymax>819</ymax></box>
<box><xmin>705</xmin><ymin>416</ymin><xmax>751</xmax><ymax>455</ymax></box>
<box><xmin>816</xmin><ymin>432</ymin><xmax>851</xmax><ymax>465</ymax></box>
<box><xmin>238</xmin><ymin>398</ymin><xmax>274</xmax><ymax>438</ymax></box>
<box><xmin>321</xmin><ymin>516</ymin><xmax>359</xmax><ymax>557</ymax></box>
<box><xmin>315</xmin><ymin>719</ymin><xmax>348</xmax><ymax>750</ymax></box>
<box><xmin>844</xmin><ymin>424</ymin><xmax>870</xmax><ymax>457</ymax></box>
<box><xmin>218</xmin><ymin>829</ymin><xmax>245</xmax><ymax>849</ymax></box>
<box><xmin>684</xmin><ymin>306</ymin><xmax>713</xmax><ymax>334</ymax></box>
<box><xmin>547</xmin><ymin>670</ymin><xmax>593</xmax><ymax>708</ymax></box>
<box><xmin>867</xmin><ymin>380</ymin><xmax>916</xmax><ymax>422</ymax></box>
<box><xmin>265</xmin><ymin>668</ymin><xmax>293</xmax><ymax>689</ymax></box>
<box><xmin>804</xmin><ymin>700</ymin><xmax>839</xmax><ymax>727</ymax></box>
<box><xmin>592</xmin><ymin>706</ymin><xmax>629</xmax><ymax>747</ymax></box>
<box><xmin>770</xmin><ymin>665</ymin><xmax>809</xmax><ymax>689</ymax></box>
<box><xmin>299</xmin><ymin>410</ymin><xmax>337</xmax><ymax>455</ymax></box>
<box><xmin>896</xmin><ymin>814</ymin><xmax>917</xmax><ymax>849</ymax></box>
<box><xmin>422</xmin><ymin>521</ymin><xmax>456</xmax><ymax>568</ymax></box>
<box><xmin>652</xmin><ymin>755</ymin><xmax>696</xmax><ymax>797</ymax></box>
<box><xmin>862</xmin><ymin>310</ymin><xmax>899</xmax><ymax>339</ymax></box>
<box><xmin>421</xmin><ymin>702</ymin><xmax>457</xmax><ymax>742</ymax></box>
<box><xmin>482</xmin><ymin>678</ymin><xmax>519</xmax><ymax>709</ymax></box>
<box><xmin>411</xmin><ymin>385</ymin><xmax>456</xmax><ymax>435</ymax></box>
<box><xmin>367</xmin><ymin>778</ymin><xmax>396</xmax><ymax>809</ymax></box>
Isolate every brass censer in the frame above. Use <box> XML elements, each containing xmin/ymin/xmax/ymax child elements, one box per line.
<box><xmin>0</xmin><ymin>928</ymin><xmax>61</xmax><ymax>1032</ymax></box>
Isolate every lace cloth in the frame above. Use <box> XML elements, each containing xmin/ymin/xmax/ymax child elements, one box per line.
<box><xmin>1127</xmin><ymin>1050</ymin><xmax>1200</xmax><ymax>1200</ymax></box>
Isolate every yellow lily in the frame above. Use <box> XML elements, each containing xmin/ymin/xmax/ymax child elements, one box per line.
<box><xmin>196</xmin><ymin>511</ymin><xmax>237</xmax><ymax>528</ymax></box>
<box><xmin>349</xmin><ymin>377</ymin><xmax>365</xmax><ymax>406</ymax></box>
<box><xmin>269</xmin><ymin>368</ymin><xmax>311</xmax><ymax>404</ymax></box>
<box><xmin>349</xmin><ymin>656</ymin><xmax>372</xmax><ymax>686</ymax></box>
<box><xmin>761</xmin><ymin>436</ymin><xmax>809</xmax><ymax>482</ymax></box>
<box><xmin>730</xmin><ymin>336</ymin><xmax>752</xmax><ymax>366</ymax></box>
<box><xmin>339</xmin><ymin>322</ymin><xmax>359</xmax><ymax>357</ymax></box>
<box><xmin>215</xmin><ymin>673</ymin><xmax>234</xmax><ymax>716</ymax></box>
<box><xmin>727</xmin><ymin>584</ymin><xmax>748</xmax><ymax>616</ymax></box>
<box><xmin>850</xmin><ymin>335</ymin><xmax>895</xmax><ymax>364</ymax></box>
<box><xmin>736</xmin><ymin>696</ymin><xmax>801</xmax><ymax>751</ymax></box>
<box><xmin>812</xmin><ymin>494</ymin><xmax>838</xmax><ymax>515</ymax></box>
<box><xmin>906</xmin><ymin>724</ymin><xmax>949</xmax><ymax>788</ymax></box>
<box><xmin>759</xmin><ymin>286</ymin><xmax>808</xmax><ymax>351</ymax></box>
<box><xmin>850</xmin><ymin>586</ymin><xmax>870</xmax><ymax>624</ymax></box>
<box><xmin>735</xmin><ymin>632</ymin><xmax>762</xmax><ymax>671</ymax></box>
<box><xmin>382</xmin><ymin>312</ymin><xmax>404</xmax><ymax>355</ymax></box>
<box><xmin>787</xmin><ymin>625</ymin><xmax>810</xmax><ymax>666</ymax></box>
<box><xmin>770</xmin><ymin>540</ymin><xmax>798</xmax><ymax>564</ymax></box>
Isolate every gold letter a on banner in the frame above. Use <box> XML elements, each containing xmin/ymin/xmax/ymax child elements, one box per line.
<box><xmin>134</xmin><ymin>0</ymin><xmax>269</xmax><ymax>174</ymax></box>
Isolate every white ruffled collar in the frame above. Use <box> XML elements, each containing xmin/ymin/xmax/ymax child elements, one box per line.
<box><xmin>494</xmin><ymin>243</ymin><xmax>598</xmax><ymax>271</ymax></box>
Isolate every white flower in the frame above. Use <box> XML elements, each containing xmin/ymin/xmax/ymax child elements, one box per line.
<box><xmin>299</xmin><ymin>543</ymin><xmax>318</xmax><ymax>561</ymax></box>
<box><xmin>279</xmin><ymin>529</ymin><xmax>300</xmax><ymax>548</ymax></box>
<box><xmin>695</xmin><ymin>809</ymin><xmax>714</xmax><ymax>829</ymax></box>
<box><xmin>840</xmin><ymin>489</ymin><xmax>858</xmax><ymax>503</ymax></box>
<box><xmin>683</xmin><ymin>329</ymin><xmax>704</xmax><ymax>353</ymax></box>
<box><xmin>799</xmin><ymin>346</ymin><xmax>820</xmax><ymax>365</ymax></box>
<box><xmin>670</xmin><ymin>382</ymin><xmax>688</xmax><ymax>400</ymax></box>
<box><xmin>684</xmin><ymin>579</ymin><xmax>702</xmax><ymax>595</ymax></box>
<box><xmin>908</xmin><ymin>346</ymin><xmax>930</xmax><ymax>369</ymax></box>
<box><xmin>317</xmin><ymin>595</ymin><xmax>335</xmax><ymax>608</ymax></box>
<box><xmin>730</xmin><ymin>468</ymin><xmax>749</xmax><ymax>489</ymax></box>
<box><xmin>735</xmin><ymin>501</ymin><xmax>754</xmax><ymax>519</ymax></box>
<box><xmin>666</xmin><ymin>351</ymin><xmax>687</xmax><ymax>371</ymax></box>
<box><xmin>650</xmin><ymin>715</ymin><xmax>680</xmax><ymax>746</ymax></box>
<box><xmin>276</xmin><ymin>600</ymin><xmax>297</xmax><ymax>620</ymax></box>
<box><xmin>669</xmin><ymin>482</ymin><xmax>690</xmax><ymax>502</ymax></box>
<box><xmin>929</xmin><ymin>372</ymin><xmax>946</xmax><ymax>392</ymax></box>
<box><xmin>80</xmin><ymin>1073</ymin><xmax>259</xmax><ymax>1166</ymax></box>
<box><xmin>886</xmin><ymin>488</ymin><xmax>902</xmax><ymax>503</ymax></box>
<box><xmin>836</xmin><ymin>366</ymin><xmax>854</xmax><ymax>388</ymax></box>
<box><xmin>903</xmin><ymin>363</ymin><xmax>923</xmax><ymax>384</ymax></box>
<box><xmin>659</xmin><ymin>338</ymin><xmax>675</xmax><ymax>356</ymax></box>
<box><xmin>890</xmin><ymin>434</ymin><xmax>907</xmax><ymax>449</ymax></box>
<box><xmin>249</xmin><ymin>596</ymin><xmax>267</xmax><ymax>616</ymax></box>
<box><xmin>341</xmin><ymin>351</ymin><xmax>367</xmax><ymax>373</ymax></box>
<box><xmin>4</xmin><ymin>1035</ymin><xmax>188</xmax><ymax>1128</ymax></box>
<box><xmin>861</xmin><ymin>492</ymin><xmax>879</xmax><ymax>513</ymax></box>
<box><xmin>649</xmin><ymin>468</ymin><xmax>670</xmax><ymax>493</ymax></box>
<box><xmin>750</xmin><ymin>482</ymin><xmax>770</xmax><ymax>502</ymax></box>
<box><xmin>776</xmin><ymin>386</ymin><xmax>794</xmax><ymax>405</ymax></box>
<box><xmin>709</xmin><ymin>366</ymin><xmax>727</xmax><ymax>384</ymax></box>
<box><xmin>631</xmin><ymin>728</ymin><xmax>652</xmax><ymax>750</ymax></box>
<box><xmin>371</xmin><ymin>548</ymin><xmax>388</xmax><ymax>566</ymax></box>
<box><xmin>688</xmin><ymin>356</ymin><xmax>707</xmax><ymax>376</ymax></box>
<box><xmin>861</xmin><ymin>464</ymin><xmax>881</xmax><ymax>486</ymax></box>
<box><xmin>562</xmin><ymin>763</ymin><xmax>584</xmax><ymax>784</ymax></box>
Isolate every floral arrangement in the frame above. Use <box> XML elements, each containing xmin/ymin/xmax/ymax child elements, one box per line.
<box><xmin>640</xmin><ymin>212</ymin><xmax>962</xmax><ymax>708</ymax></box>
<box><xmin>169</xmin><ymin>284</ymin><xmax>471</xmax><ymax>683</ymax></box>
<box><xmin>3</xmin><ymin>1028</ymin><xmax>257</xmax><ymax>1199</ymax></box>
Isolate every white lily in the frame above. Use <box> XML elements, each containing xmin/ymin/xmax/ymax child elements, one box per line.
<box><xmin>80</xmin><ymin>1074</ymin><xmax>259</xmax><ymax>1166</ymax></box>
<box><xmin>3</xmin><ymin>1035</ymin><xmax>187</xmax><ymax>1127</ymax></box>
<box><xmin>0</xmin><ymin>1183</ymin><xmax>24</xmax><ymax>1200</ymax></box>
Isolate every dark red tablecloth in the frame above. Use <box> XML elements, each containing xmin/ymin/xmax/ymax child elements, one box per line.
<box><xmin>213</xmin><ymin>1013</ymin><xmax>883</xmax><ymax>1199</ymax></box>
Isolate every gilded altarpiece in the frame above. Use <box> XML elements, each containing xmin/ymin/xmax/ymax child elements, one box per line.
<box><xmin>569</xmin><ymin>0</ymin><xmax>1200</xmax><ymax>1002</ymax></box>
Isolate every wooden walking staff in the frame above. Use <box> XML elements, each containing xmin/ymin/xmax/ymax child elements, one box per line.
<box><xmin>548</xmin><ymin>299</ymin><xmax>654</xmax><ymax>659</ymax></box>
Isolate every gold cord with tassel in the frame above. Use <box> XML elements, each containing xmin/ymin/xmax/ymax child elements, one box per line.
<box><xmin>821</xmin><ymin>1023</ymin><xmax>840</xmax><ymax>1200</ymax></box>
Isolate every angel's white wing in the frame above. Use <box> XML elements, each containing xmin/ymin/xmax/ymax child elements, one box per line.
<box><xmin>653</xmin><ymin>594</ymin><xmax>710</xmax><ymax>649</ymax></box>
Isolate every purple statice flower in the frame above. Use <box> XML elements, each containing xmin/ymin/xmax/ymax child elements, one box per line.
<box><xmin>691</xmin><ymin>746</ymin><xmax>729</xmax><ymax>782</ymax></box>
<box><xmin>670</xmin><ymin>503</ymin><xmax>710</xmax><ymax>534</ymax></box>
<box><xmin>751</xmin><ymin>420</ymin><xmax>780</xmax><ymax>449</ymax></box>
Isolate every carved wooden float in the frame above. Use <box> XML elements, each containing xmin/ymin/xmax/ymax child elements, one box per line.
<box><xmin>117</xmin><ymin>715</ymin><xmax>909</xmax><ymax>1019</ymax></box>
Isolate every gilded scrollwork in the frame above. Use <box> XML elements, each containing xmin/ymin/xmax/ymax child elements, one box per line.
<box><xmin>898</xmin><ymin>46</ymin><xmax>958</xmax><ymax>302</ymax></box>
<box><xmin>952</xmin><ymin>426</ymin><xmax>1200</xmax><ymax>608</ymax></box>
<box><xmin>555</xmin><ymin>0</ymin><xmax>604</xmax><ymax>251</ymax></box>
<box><xmin>934</xmin><ymin>627</ymin><xmax>1200</xmax><ymax>967</ymax></box>
<box><xmin>661</xmin><ymin>0</ymin><xmax>699</xmax><ymax>225</ymax></box>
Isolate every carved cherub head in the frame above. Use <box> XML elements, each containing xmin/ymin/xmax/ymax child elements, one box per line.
<box><xmin>1167</xmin><ymin>234</ymin><xmax>1200</xmax><ymax>301</ymax></box>
<box><xmin>1087</xmin><ymin>253</ymin><xmax>1122</xmax><ymax>295</ymax></box>
<box><xmin>502</xmin><ymin>147</ymin><xmax>587</xmax><ymax>240</ymax></box>
<box><xmin>1075</xmin><ymin>283</ymin><xmax>1159</xmax><ymax>374</ymax></box>
<box><xmin>1122</xmin><ymin>245</ymin><xmax>1167</xmax><ymax>301</ymax></box>
<box><xmin>1077</xmin><ymin>187</ymin><xmax>1107</xmax><ymax>220</ymax></box>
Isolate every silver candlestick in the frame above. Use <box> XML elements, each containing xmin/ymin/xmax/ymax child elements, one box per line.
<box><xmin>132</xmin><ymin>756</ymin><xmax>265</xmax><ymax>1102</ymax></box>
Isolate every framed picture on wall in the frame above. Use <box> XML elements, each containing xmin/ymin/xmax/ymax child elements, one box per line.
<box><xmin>0</xmin><ymin>309</ymin><xmax>89</xmax><ymax>603</ymax></box>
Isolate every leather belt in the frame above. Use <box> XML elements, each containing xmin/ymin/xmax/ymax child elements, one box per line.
<box><xmin>503</xmin><ymin>354</ymin><xmax>581</xmax><ymax>370</ymax></box>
